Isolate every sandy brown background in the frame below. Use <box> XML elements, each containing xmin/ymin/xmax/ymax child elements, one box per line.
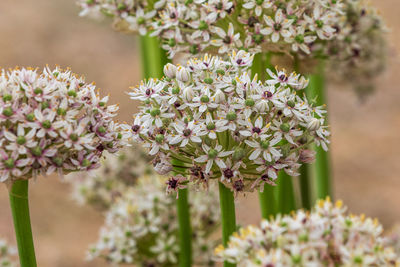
<box><xmin>0</xmin><ymin>0</ymin><xmax>399</xmax><ymax>266</ymax></box>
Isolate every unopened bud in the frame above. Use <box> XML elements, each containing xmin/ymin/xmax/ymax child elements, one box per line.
<box><xmin>164</xmin><ymin>63</ymin><xmax>177</xmax><ymax>79</ymax></box>
<box><xmin>307</xmin><ymin>118</ymin><xmax>321</xmax><ymax>131</ymax></box>
<box><xmin>176</xmin><ymin>66</ymin><xmax>190</xmax><ymax>82</ymax></box>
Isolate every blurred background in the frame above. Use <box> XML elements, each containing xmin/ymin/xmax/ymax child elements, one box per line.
<box><xmin>0</xmin><ymin>0</ymin><xmax>399</xmax><ymax>266</ymax></box>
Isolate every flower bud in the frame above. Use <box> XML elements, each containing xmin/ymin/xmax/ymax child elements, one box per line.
<box><xmin>232</xmin><ymin>147</ymin><xmax>245</xmax><ymax>161</ymax></box>
<box><xmin>307</xmin><ymin>118</ymin><xmax>321</xmax><ymax>131</ymax></box>
<box><xmin>163</xmin><ymin>63</ymin><xmax>177</xmax><ymax>79</ymax></box>
<box><xmin>299</xmin><ymin>149</ymin><xmax>316</xmax><ymax>163</ymax></box>
<box><xmin>176</xmin><ymin>66</ymin><xmax>190</xmax><ymax>82</ymax></box>
<box><xmin>183</xmin><ymin>87</ymin><xmax>195</xmax><ymax>102</ymax></box>
<box><xmin>213</xmin><ymin>89</ymin><xmax>225</xmax><ymax>103</ymax></box>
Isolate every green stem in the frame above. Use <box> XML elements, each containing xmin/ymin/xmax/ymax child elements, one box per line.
<box><xmin>176</xmin><ymin>188</ymin><xmax>192</xmax><ymax>267</ymax></box>
<box><xmin>276</xmin><ymin>171</ymin><xmax>296</xmax><ymax>215</ymax></box>
<box><xmin>258</xmin><ymin>184</ymin><xmax>277</xmax><ymax>219</ymax></box>
<box><xmin>218</xmin><ymin>182</ymin><xmax>236</xmax><ymax>267</ymax></box>
<box><xmin>139</xmin><ymin>35</ymin><xmax>169</xmax><ymax>79</ymax></box>
<box><xmin>9</xmin><ymin>180</ymin><xmax>37</xmax><ymax>267</ymax></box>
<box><xmin>299</xmin><ymin>164</ymin><xmax>312</xmax><ymax>210</ymax></box>
<box><xmin>307</xmin><ymin>61</ymin><xmax>332</xmax><ymax>200</ymax></box>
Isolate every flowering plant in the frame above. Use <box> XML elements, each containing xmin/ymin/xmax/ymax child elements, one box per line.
<box><xmin>70</xmin><ymin>143</ymin><xmax>154</xmax><ymax>210</ymax></box>
<box><xmin>0</xmin><ymin>239</ymin><xmax>17</xmax><ymax>267</ymax></box>
<box><xmin>87</xmin><ymin>176</ymin><xmax>220</xmax><ymax>266</ymax></box>
<box><xmin>0</xmin><ymin>67</ymin><xmax>131</xmax><ymax>183</ymax></box>
<box><xmin>325</xmin><ymin>0</ymin><xmax>387</xmax><ymax>96</ymax></box>
<box><xmin>215</xmin><ymin>198</ymin><xmax>400</xmax><ymax>266</ymax></box>
<box><xmin>79</xmin><ymin>0</ymin><xmax>343</xmax><ymax>58</ymax></box>
<box><xmin>79</xmin><ymin>0</ymin><xmax>387</xmax><ymax>97</ymax></box>
<box><xmin>130</xmin><ymin>51</ymin><xmax>329</xmax><ymax>194</ymax></box>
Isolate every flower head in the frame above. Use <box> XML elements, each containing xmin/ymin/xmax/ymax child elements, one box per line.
<box><xmin>215</xmin><ymin>198</ymin><xmax>400</xmax><ymax>266</ymax></box>
<box><xmin>130</xmin><ymin>52</ymin><xmax>329</xmax><ymax>194</ymax></box>
<box><xmin>87</xmin><ymin>176</ymin><xmax>220</xmax><ymax>266</ymax></box>
<box><xmin>78</xmin><ymin>0</ymin><xmax>343</xmax><ymax>58</ymax></box>
<box><xmin>325</xmin><ymin>0</ymin><xmax>388</xmax><ymax>98</ymax></box>
<box><xmin>385</xmin><ymin>224</ymin><xmax>400</xmax><ymax>257</ymax></box>
<box><xmin>0</xmin><ymin>67</ymin><xmax>131</xmax><ymax>183</ymax></box>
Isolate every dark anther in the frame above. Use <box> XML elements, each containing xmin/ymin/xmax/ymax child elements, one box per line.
<box><xmin>167</xmin><ymin>178</ymin><xmax>178</xmax><ymax>189</ymax></box>
<box><xmin>132</xmin><ymin>125</ymin><xmax>140</xmax><ymax>132</ymax></box>
<box><xmin>223</xmin><ymin>168</ymin><xmax>234</xmax><ymax>179</ymax></box>
<box><xmin>248</xmin><ymin>16</ymin><xmax>258</xmax><ymax>27</ymax></box>
<box><xmin>233</xmin><ymin>180</ymin><xmax>244</xmax><ymax>191</ymax></box>
<box><xmin>223</xmin><ymin>36</ymin><xmax>231</xmax><ymax>44</ymax></box>
<box><xmin>252</xmin><ymin>127</ymin><xmax>261</xmax><ymax>134</ymax></box>
<box><xmin>183</xmin><ymin>129</ymin><xmax>192</xmax><ymax>137</ymax></box>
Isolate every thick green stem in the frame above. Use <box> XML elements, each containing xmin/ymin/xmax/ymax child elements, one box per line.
<box><xmin>139</xmin><ymin>35</ymin><xmax>169</xmax><ymax>79</ymax></box>
<box><xmin>299</xmin><ymin>164</ymin><xmax>312</xmax><ymax>210</ymax></box>
<box><xmin>307</xmin><ymin>61</ymin><xmax>332</xmax><ymax>200</ymax></box>
<box><xmin>275</xmin><ymin>171</ymin><xmax>296</xmax><ymax>215</ymax></box>
<box><xmin>9</xmin><ymin>180</ymin><xmax>37</xmax><ymax>267</ymax></box>
<box><xmin>258</xmin><ymin>184</ymin><xmax>277</xmax><ymax>219</ymax></box>
<box><xmin>176</xmin><ymin>188</ymin><xmax>192</xmax><ymax>267</ymax></box>
<box><xmin>218</xmin><ymin>182</ymin><xmax>236</xmax><ymax>267</ymax></box>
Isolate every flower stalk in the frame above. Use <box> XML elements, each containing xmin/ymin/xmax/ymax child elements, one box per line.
<box><xmin>176</xmin><ymin>188</ymin><xmax>192</xmax><ymax>267</ymax></box>
<box><xmin>299</xmin><ymin>164</ymin><xmax>312</xmax><ymax>210</ymax></box>
<box><xmin>307</xmin><ymin>61</ymin><xmax>332</xmax><ymax>200</ymax></box>
<box><xmin>218</xmin><ymin>182</ymin><xmax>236</xmax><ymax>267</ymax></box>
<box><xmin>276</xmin><ymin>171</ymin><xmax>296</xmax><ymax>214</ymax></box>
<box><xmin>139</xmin><ymin>34</ymin><xmax>169</xmax><ymax>78</ymax></box>
<box><xmin>258</xmin><ymin>184</ymin><xmax>276</xmax><ymax>219</ymax></box>
<box><xmin>9</xmin><ymin>180</ymin><xmax>37</xmax><ymax>267</ymax></box>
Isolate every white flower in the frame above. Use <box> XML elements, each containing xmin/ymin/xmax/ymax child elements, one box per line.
<box><xmin>261</xmin><ymin>9</ymin><xmax>293</xmax><ymax>43</ymax></box>
<box><xmin>243</xmin><ymin>0</ymin><xmax>273</xmax><ymax>17</ymax></box>
<box><xmin>195</xmin><ymin>144</ymin><xmax>233</xmax><ymax>173</ymax></box>
<box><xmin>215</xmin><ymin>199</ymin><xmax>400</xmax><ymax>266</ymax></box>
<box><xmin>211</xmin><ymin>23</ymin><xmax>242</xmax><ymax>54</ymax></box>
<box><xmin>169</xmin><ymin>121</ymin><xmax>203</xmax><ymax>146</ymax></box>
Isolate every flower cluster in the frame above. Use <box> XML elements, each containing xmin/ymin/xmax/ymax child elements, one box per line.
<box><xmin>0</xmin><ymin>239</ymin><xmax>17</xmax><ymax>267</ymax></box>
<box><xmin>386</xmin><ymin>225</ymin><xmax>400</xmax><ymax>257</ymax></box>
<box><xmin>215</xmin><ymin>198</ymin><xmax>400</xmax><ymax>266</ymax></box>
<box><xmin>69</xmin><ymin>143</ymin><xmax>154</xmax><ymax>210</ymax></box>
<box><xmin>78</xmin><ymin>0</ymin><xmax>343</xmax><ymax>58</ymax></box>
<box><xmin>0</xmin><ymin>67</ymin><xmax>131</xmax><ymax>183</ymax></box>
<box><xmin>87</xmin><ymin>176</ymin><xmax>220</xmax><ymax>266</ymax></box>
<box><xmin>78</xmin><ymin>0</ymin><xmax>388</xmax><ymax>97</ymax></box>
<box><xmin>326</xmin><ymin>0</ymin><xmax>387</xmax><ymax>97</ymax></box>
<box><xmin>130</xmin><ymin>52</ymin><xmax>329</xmax><ymax>194</ymax></box>
<box><xmin>78</xmin><ymin>0</ymin><xmax>158</xmax><ymax>35</ymax></box>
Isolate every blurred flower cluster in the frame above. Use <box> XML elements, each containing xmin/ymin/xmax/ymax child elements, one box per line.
<box><xmin>79</xmin><ymin>0</ymin><xmax>343</xmax><ymax>58</ymax></box>
<box><xmin>87</xmin><ymin>176</ymin><xmax>220</xmax><ymax>266</ymax></box>
<box><xmin>326</xmin><ymin>0</ymin><xmax>387</xmax><ymax>97</ymax></box>
<box><xmin>70</xmin><ymin>143</ymin><xmax>154</xmax><ymax>210</ymax></box>
<box><xmin>79</xmin><ymin>0</ymin><xmax>387</xmax><ymax>97</ymax></box>
<box><xmin>0</xmin><ymin>67</ymin><xmax>131</xmax><ymax>184</ymax></box>
<box><xmin>130</xmin><ymin>51</ymin><xmax>329</xmax><ymax>194</ymax></box>
<box><xmin>215</xmin><ymin>198</ymin><xmax>399</xmax><ymax>266</ymax></box>
<box><xmin>0</xmin><ymin>239</ymin><xmax>17</xmax><ymax>267</ymax></box>
<box><xmin>386</xmin><ymin>225</ymin><xmax>400</xmax><ymax>257</ymax></box>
